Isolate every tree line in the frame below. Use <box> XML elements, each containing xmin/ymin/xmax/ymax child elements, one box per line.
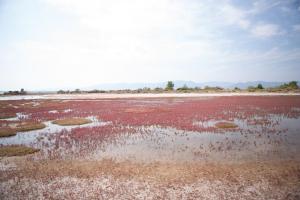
<box><xmin>56</xmin><ymin>81</ymin><xmax>299</xmax><ymax>94</ymax></box>
<box><xmin>1</xmin><ymin>81</ymin><xmax>298</xmax><ymax>95</ymax></box>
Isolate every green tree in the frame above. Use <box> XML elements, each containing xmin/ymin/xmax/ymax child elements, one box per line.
<box><xmin>20</xmin><ymin>88</ymin><xmax>26</xmax><ymax>95</ymax></box>
<box><xmin>165</xmin><ymin>81</ymin><xmax>174</xmax><ymax>91</ymax></box>
<box><xmin>57</xmin><ymin>90</ymin><xmax>65</xmax><ymax>94</ymax></box>
<box><xmin>279</xmin><ymin>81</ymin><xmax>299</xmax><ymax>90</ymax></box>
<box><xmin>257</xmin><ymin>83</ymin><xmax>264</xmax><ymax>89</ymax></box>
<box><xmin>287</xmin><ymin>81</ymin><xmax>298</xmax><ymax>89</ymax></box>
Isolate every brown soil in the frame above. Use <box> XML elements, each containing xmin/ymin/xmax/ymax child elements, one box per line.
<box><xmin>215</xmin><ymin>122</ymin><xmax>238</xmax><ymax>129</ymax></box>
<box><xmin>52</xmin><ymin>118</ymin><xmax>92</xmax><ymax>126</ymax></box>
<box><xmin>0</xmin><ymin>128</ymin><xmax>17</xmax><ymax>138</ymax></box>
<box><xmin>0</xmin><ymin>145</ymin><xmax>40</xmax><ymax>157</ymax></box>
<box><xmin>16</xmin><ymin>122</ymin><xmax>46</xmax><ymax>132</ymax></box>
<box><xmin>0</xmin><ymin>159</ymin><xmax>299</xmax><ymax>199</ymax></box>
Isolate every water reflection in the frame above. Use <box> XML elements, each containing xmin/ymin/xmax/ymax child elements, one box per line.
<box><xmin>1</xmin><ymin>112</ymin><xmax>299</xmax><ymax>163</ymax></box>
<box><xmin>0</xmin><ymin>116</ymin><xmax>109</xmax><ymax>145</ymax></box>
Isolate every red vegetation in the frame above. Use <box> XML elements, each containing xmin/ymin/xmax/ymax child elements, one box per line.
<box><xmin>1</xmin><ymin>96</ymin><xmax>300</xmax><ymax>133</ymax></box>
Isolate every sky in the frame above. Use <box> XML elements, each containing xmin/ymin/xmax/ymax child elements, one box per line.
<box><xmin>0</xmin><ymin>0</ymin><xmax>300</xmax><ymax>90</ymax></box>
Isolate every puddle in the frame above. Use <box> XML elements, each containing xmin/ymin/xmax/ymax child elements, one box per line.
<box><xmin>32</xmin><ymin>102</ymin><xmax>40</xmax><ymax>107</ymax></box>
<box><xmin>0</xmin><ymin>95</ymin><xmax>46</xmax><ymax>100</ymax></box>
<box><xmin>292</xmin><ymin>107</ymin><xmax>300</xmax><ymax>112</ymax></box>
<box><xmin>24</xmin><ymin>114</ymin><xmax>300</xmax><ymax>163</ymax></box>
<box><xmin>3</xmin><ymin>113</ymin><xmax>30</xmax><ymax>121</ymax></box>
<box><xmin>48</xmin><ymin>109</ymin><xmax>72</xmax><ymax>114</ymax></box>
<box><xmin>49</xmin><ymin>110</ymin><xmax>58</xmax><ymax>114</ymax></box>
<box><xmin>94</xmin><ymin>117</ymin><xmax>300</xmax><ymax>163</ymax></box>
<box><xmin>0</xmin><ymin>116</ymin><xmax>110</xmax><ymax>146</ymax></box>
<box><xmin>1</xmin><ymin>108</ymin><xmax>299</xmax><ymax>164</ymax></box>
<box><xmin>193</xmin><ymin>120</ymin><xmax>222</xmax><ymax>128</ymax></box>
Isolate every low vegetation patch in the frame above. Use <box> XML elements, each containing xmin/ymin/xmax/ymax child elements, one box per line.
<box><xmin>0</xmin><ymin>113</ymin><xmax>16</xmax><ymax>119</ymax></box>
<box><xmin>0</xmin><ymin>145</ymin><xmax>39</xmax><ymax>157</ymax></box>
<box><xmin>124</xmin><ymin>107</ymin><xmax>155</xmax><ymax>113</ymax></box>
<box><xmin>52</xmin><ymin>118</ymin><xmax>92</xmax><ymax>126</ymax></box>
<box><xmin>215</xmin><ymin>122</ymin><xmax>238</xmax><ymax>129</ymax></box>
<box><xmin>0</xmin><ymin>122</ymin><xmax>45</xmax><ymax>137</ymax></box>
<box><xmin>16</xmin><ymin>122</ymin><xmax>46</xmax><ymax>132</ymax></box>
<box><xmin>124</xmin><ymin>107</ymin><xmax>170</xmax><ymax>114</ymax></box>
<box><xmin>0</xmin><ymin>127</ymin><xmax>17</xmax><ymax>137</ymax></box>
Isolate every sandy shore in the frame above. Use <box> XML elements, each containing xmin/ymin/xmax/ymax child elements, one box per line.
<box><xmin>1</xmin><ymin>92</ymin><xmax>300</xmax><ymax>100</ymax></box>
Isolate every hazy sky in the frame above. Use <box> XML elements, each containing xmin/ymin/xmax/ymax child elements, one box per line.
<box><xmin>1</xmin><ymin>0</ymin><xmax>300</xmax><ymax>90</ymax></box>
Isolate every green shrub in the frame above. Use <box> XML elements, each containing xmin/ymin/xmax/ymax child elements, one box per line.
<box><xmin>279</xmin><ymin>81</ymin><xmax>299</xmax><ymax>90</ymax></box>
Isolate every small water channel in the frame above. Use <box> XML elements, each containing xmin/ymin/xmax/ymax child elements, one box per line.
<box><xmin>0</xmin><ymin>116</ymin><xmax>110</xmax><ymax>146</ymax></box>
<box><xmin>94</xmin><ymin>115</ymin><xmax>300</xmax><ymax>163</ymax></box>
<box><xmin>6</xmin><ymin>113</ymin><xmax>295</xmax><ymax>163</ymax></box>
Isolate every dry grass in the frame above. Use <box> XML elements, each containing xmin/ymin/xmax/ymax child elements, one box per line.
<box><xmin>52</xmin><ymin>118</ymin><xmax>92</xmax><ymax>126</ymax></box>
<box><xmin>215</xmin><ymin>122</ymin><xmax>238</xmax><ymax>129</ymax></box>
<box><xmin>0</xmin><ymin>113</ymin><xmax>15</xmax><ymax>119</ymax></box>
<box><xmin>0</xmin><ymin>145</ymin><xmax>39</xmax><ymax>157</ymax></box>
<box><xmin>0</xmin><ymin>122</ymin><xmax>45</xmax><ymax>137</ymax></box>
<box><xmin>0</xmin><ymin>128</ymin><xmax>17</xmax><ymax>138</ymax></box>
<box><xmin>124</xmin><ymin>107</ymin><xmax>170</xmax><ymax>113</ymax></box>
<box><xmin>124</xmin><ymin>107</ymin><xmax>156</xmax><ymax>113</ymax></box>
<box><xmin>16</xmin><ymin>122</ymin><xmax>46</xmax><ymax>132</ymax></box>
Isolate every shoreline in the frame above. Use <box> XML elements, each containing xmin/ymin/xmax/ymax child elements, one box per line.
<box><xmin>1</xmin><ymin>92</ymin><xmax>300</xmax><ymax>100</ymax></box>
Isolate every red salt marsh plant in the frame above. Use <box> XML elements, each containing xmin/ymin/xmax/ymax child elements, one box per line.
<box><xmin>1</xmin><ymin>96</ymin><xmax>300</xmax><ymax>132</ymax></box>
<box><xmin>68</xmin><ymin>124</ymin><xmax>138</xmax><ymax>141</ymax></box>
<box><xmin>37</xmin><ymin>124</ymin><xmax>140</xmax><ymax>159</ymax></box>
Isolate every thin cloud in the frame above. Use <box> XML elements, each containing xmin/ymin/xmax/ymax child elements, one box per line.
<box><xmin>0</xmin><ymin>0</ymin><xmax>299</xmax><ymax>90</ymax></box>
<box><xmin>251</xmin><ymin>23</ymin><xmax>284</xmax><ymax>38</ymax></box>
<box><xmin>293</xmin><ymin>24</ymin><xmax>300</xmax><ymax>32</ymax></box>
<box><xmin>219</xmin><ymin>4</ymin><xmax>250</xmax><ymax>29</ymax></box>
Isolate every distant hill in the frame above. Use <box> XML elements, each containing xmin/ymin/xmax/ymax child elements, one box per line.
<box><xmin>86</xmin><ymin>80</ymin><xmax>295</xmax><ymax>90</ymax></box>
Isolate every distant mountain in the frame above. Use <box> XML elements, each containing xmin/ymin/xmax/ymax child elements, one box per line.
<box><xmin>86</xmin><ymin>80</ymin><xmax>296</xmax><ymax>90</ymax></box>
<box><xmin>87</xmin><ymin>82</ymin><xmax>166</xmax><ymax>90</ymax></box>
<box><xmin>87</xmin><ymin>81</ymin><xmax>203</xmax><ymax>90</ymax></box>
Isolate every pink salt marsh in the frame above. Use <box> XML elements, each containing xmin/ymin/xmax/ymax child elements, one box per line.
<box><xmin>0</xmin><ymin>95</ymin><xmax>300</xmax><ymax>199</ymax></box>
